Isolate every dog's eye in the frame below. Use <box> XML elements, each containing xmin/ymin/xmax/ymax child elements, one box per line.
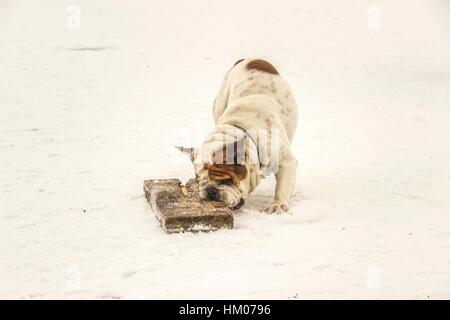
<box><xmin>221</xmin><ymin>179</ymin><xmax>233</xmax><ymax>186</ymax></box>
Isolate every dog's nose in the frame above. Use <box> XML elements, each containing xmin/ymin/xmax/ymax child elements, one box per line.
<box><xmin>206</xmin><ymin>187</ymin><xmax>220</xmax><ymax>201</ymax></box>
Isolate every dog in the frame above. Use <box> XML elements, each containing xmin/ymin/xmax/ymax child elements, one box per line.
<box><xmin>178</xmin><ymin>58</ymin><xmax>298</xmax><ymax>214</ymax></box>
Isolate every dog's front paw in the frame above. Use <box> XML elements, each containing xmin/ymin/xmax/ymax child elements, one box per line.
<box><xmin>264</xmin><ymin>202</ymin><xmax>289</xmax><ymax>214</ymax></box>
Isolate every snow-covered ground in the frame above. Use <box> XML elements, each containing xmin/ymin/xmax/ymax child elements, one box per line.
<box><xmin>1</xmin><ymin>0</ymin><xmax>449</xmax><ymax>299</ymax></box>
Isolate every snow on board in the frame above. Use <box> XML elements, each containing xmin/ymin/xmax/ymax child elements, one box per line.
<box><xmin>143</xmin><ymin>179</ymin><xmax>233</xmax><ymax>233</ymax></box>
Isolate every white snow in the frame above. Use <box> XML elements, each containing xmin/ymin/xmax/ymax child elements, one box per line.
<box><xmin>0</xmin><ymin>0</ymin><xmax>449</xmax><ymax>299</ymax></box>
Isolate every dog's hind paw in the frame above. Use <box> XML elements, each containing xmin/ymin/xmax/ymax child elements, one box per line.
<box><xmin>264</xmin><ymin>202</ymin><xmax>289</xmax><ymax>214</ymax></box>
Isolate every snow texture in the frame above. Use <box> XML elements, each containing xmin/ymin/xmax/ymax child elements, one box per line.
<box><xmin>0</xmin><ymin>0</ymin><xmax>449</xmax><ymax>299</ymax></box>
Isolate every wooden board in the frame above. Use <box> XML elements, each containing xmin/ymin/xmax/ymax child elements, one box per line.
<box><xmin>143</xmin><ymin>178</ymin><xmax>233</xmax><ymax>233</ymax></box>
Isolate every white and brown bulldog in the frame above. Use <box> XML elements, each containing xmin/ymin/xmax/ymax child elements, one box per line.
<box><xmin>178</xmin><ymin>58</ymin><xmax>298</xmax><ymax>214</ymax></box>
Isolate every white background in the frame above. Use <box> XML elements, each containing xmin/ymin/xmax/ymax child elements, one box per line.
<box><xmin>0</xmin><ymin>0</ymin><xmax>449</xmax><ymax>299</ymax></box>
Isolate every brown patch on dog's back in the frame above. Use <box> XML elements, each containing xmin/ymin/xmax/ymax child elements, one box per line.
<box><xmin>246</xmin><ymin>59</ymin><xmax>279</xmax><ymax>75</ymax></box>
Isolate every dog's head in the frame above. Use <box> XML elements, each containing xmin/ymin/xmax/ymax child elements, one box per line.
<box><xmin>177</xmin><ymin>136</ymin><xmax>256</xmax><ymax>210</ymax></box>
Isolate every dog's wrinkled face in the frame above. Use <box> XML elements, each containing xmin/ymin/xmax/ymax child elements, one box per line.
<box><xmin>177</xmin><ymin>137</ymin><xmax>251</xmax><ymax>209</ymax></box>
<box><xmin>200</xmin><ymin>138</ymin><xmax>250</xmax><ymax>209</ymax></box>
<box><xmin>201</xmin><ymin>162</ymin><xmax>247</xmax><ymax>209</ymax></box>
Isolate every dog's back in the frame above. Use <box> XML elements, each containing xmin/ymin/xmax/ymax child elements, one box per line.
<box><xmin>212</xmin><ymin>58</ymin><xmax>298</xmax><ymax>143</ymax></box>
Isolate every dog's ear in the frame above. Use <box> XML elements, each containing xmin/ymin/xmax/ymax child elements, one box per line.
<box><xmin>175</xmin><ymin>146</ymin><xmax>198</xmax><ymax>163</ymax></box>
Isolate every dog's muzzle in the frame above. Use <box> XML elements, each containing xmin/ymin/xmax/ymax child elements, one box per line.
<box><xmin>206</xmin><ymin>186</ymin><xmax>220</xmax><ymax>201</ymax></box>
<box><xmin>205</xmin><ymin>186</ymin><xmax>244</xmax><ymax>210</ymax></box>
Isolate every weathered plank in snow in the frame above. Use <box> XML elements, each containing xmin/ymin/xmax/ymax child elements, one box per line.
<box><xmin>143</xmin><ymin>178</ymin><xmax>233</xmax><ymax>233</ymax></box>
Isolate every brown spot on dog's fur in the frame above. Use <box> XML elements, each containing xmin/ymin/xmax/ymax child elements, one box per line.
<box><xmin>246</xmin><ymin>59</ymin><xmax>279</xmax><ymax>75</ymax></box>
<box><xmin>281</xmin><ymin>108</ymin><xmax>291</xmax><ymax>115</ymax></box>
<box><xmin>240</xmin><ymin>89</ymin><xmax>256</xmax><ymax>96</ymax></box>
